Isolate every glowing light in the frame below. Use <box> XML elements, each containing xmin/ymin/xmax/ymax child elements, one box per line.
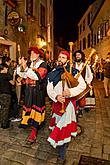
<box><xmin>17</xmin><ymin>44</ymin><xmax>20</xmax><ymax>51</ymax></box>
<box><xmin>0</xmin><ymin>36</ymin><xmax>5</xmax><ymax>40</ymax></box>
<box><xmin>36</xmin><ymin>36</ymin><xmax>46</xmax><ymax>49</ymax></box>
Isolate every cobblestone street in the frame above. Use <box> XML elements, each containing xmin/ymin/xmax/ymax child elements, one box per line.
<box><xmin>0</xmin><ymin>79</ymin><xmax>110</xmax><ymax>165</ymax></box>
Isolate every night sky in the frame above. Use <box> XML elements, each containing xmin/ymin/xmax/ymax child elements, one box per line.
<box><xmin>54</xmin><ymin>0</ymin><xmax>95</xmax><ymax>45</ymax></box>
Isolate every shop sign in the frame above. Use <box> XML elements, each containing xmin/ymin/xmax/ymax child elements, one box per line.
<box><xmin>7</xmin><ymin>11</ymin><xmax>20</xmax><ymax>26</ymax></box>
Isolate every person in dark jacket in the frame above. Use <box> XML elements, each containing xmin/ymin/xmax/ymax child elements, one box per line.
<box><xmin>0</xmin><ymin>64</ymin><xmax>15</xmax><ymax>129</ymax></box>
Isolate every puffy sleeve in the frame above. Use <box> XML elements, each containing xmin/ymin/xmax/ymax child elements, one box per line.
<box><xmin>26</xmin><ymin>68</ymin><xmax>39</xmax><ymax>80</ymax></box>
<box><xmin>85</xmin><ymin>64</ymin><xmax>93</xmax><ymax>84</ymax></box>
<box><xmin>47</xmin><ymin>80</ymin><xmax>58</xmax><ymax>102</ymax></box>
<box><xmin>17</xmin><ymin>66</ymin><xmax>28</xmax><ymax>79</ymax></box>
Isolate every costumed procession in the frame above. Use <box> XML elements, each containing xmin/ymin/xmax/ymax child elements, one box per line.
<box><xmin>1</xmin><ymin>1</ymin><xmax>110</xmax><ymax>164</ymax></box>
<box><xmin>0</xmin><ymin>44</ymin><xmax>97</xmax><ymax>164</ymax></box>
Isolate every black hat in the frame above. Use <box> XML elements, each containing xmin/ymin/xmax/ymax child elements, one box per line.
<box><xmin>73</xmin><ymin>50</ymin><xmax>85</xmax><ymax>62</ymax></box>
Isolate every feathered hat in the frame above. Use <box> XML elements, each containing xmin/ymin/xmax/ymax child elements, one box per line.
<box><xmin>28</xmin><ymin>47</ymin><xmax>44</xmax><ymax>56</ymax></box>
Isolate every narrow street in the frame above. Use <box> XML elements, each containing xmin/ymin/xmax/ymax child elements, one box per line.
<box><xmin>0</xmin><ymin>79</ymin><xmax>110</xmax><ymax>165</ymax></box>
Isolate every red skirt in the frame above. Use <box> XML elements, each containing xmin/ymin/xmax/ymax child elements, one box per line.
<box><xmin>48</xmin><ymin>99</ymin><xmax>77</xmax><ymax>148</ymax></box>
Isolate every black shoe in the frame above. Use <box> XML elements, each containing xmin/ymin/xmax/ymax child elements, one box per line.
<box><xmin>57</xmin><ymin>157</ymin><xmax>66</xmax><ymax>165</ymax></box>
<box><xmin>78</xmin><ymin>110</ymin><xmax>83</xmax><ymax>118</ymax></box>
<box><xmin>1</xmin><ymin>123</ymin><xmax>10</xmax><ymax>129</ymax></box>
<box><xmin>85</xmin><ymin>108</ymin><xmax>90</xmax><ymax>112</ymax></box>
<box><xmin>104</xmin><ymin>95</ymin><xmax>109</xmax><ymax>98</ymax></box>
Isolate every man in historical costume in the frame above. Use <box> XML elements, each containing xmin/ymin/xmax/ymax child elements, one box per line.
<box><xmin>73</xmin><ymin>50</ymin><xmax>93</xmax><ymax>117</ymax></box>
<box><xmin>46</xmin><ymin>50</ymin><xmax>86</xmax><ymax>163</ymax></box>
<box><xmin>17</xmin><ymin>47</ymin><xmax>48</xmax><ymax>144</ymax></box>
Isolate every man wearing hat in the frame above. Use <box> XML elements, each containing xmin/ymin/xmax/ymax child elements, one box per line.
<box><xmin>17</xmin><ymin>46</ymin><xmax>48</xmax><ymax>144</ymax></box>
<box><xmin>46</xmin><ymin>50</ymin><xmax>86</xmax><ymax>163</ymax></box>
<box><xmin>73</xmin><ymin>50</ymin><xmax>93</xmax><ymax>117</ymax></box>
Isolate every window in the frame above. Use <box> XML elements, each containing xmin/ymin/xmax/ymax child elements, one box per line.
<box><xmin>80</xmin><ymin>40</ymin><xmax>82</xmax><ymax>50</ymax></box>
<box><xmin>97</xmin><ymin>32</ymin><xmax>99</xmax><ymax>43</ymax></box>
<box><xmin>26</xmin><ymin>0</ymin><xmax>33</xmax><ymax>16</ymax></box>
<box><xmin>83</xmin><ymin>19</ymin><xmax>85</xmax><ymax>31</ymax></box>
<box><xmin>98</xmin><ymin>26</ymin><xmax>101</xmax><ymax>40</ymax></box>
<box><xmin>79</xmin><ymin>25</ymin><xmax>82</xmax><ymax>34</ymax></box>
<box><xmin>83</xmin><ymin>38</ymin><xmax>86</xmax><ymax>50</ymax></box>
<box><xmin>94</xmin><ymin>34</ymin><xmax>96</xmax><ymax>45</ymax></box>
<box><xmin>100</xmin><ymin>23</ymin><xmax>104</xmax><ymax>39</ymax></box>
<box><xmin>87</xmin><ymin>12</ymin><xmax>90</xmax><ymax>25</ymax></box>
<box><xmin>104</xmin><ymin>20</ymin><xmax>109</xmax><ymax>36</ymax></box>
<box><xmin>87</xmin><ymin>33</ymin><xmax>91</xmax><ymax>48</ymax></box>
<box><xmin>40</xmin><ymin>4</ymin><xmax>45</xmax><ymax>27</ymax></box>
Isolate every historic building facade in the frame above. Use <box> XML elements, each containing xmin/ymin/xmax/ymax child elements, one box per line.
<box><xmin>77</xmin><ymin>0</ymin><xmax>107</xmax><ymax>59</ymax></box>
<box><xmin>0</xmin><ymin>0</ymin><xmax>54</xmax><ymax>60</ymax></box>
<box><xmin>77</xmin><ymin>4</ymin><xmax>93</xmax><ymax>57</ymax></box>
<box><xmin>90</xmin><ymin>0</ymin><xmax>110</xmax><ymax>59</ymax></box>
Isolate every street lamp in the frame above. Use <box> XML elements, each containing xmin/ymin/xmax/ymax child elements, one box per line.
<box><xmin>36</xmin><ymin>35</ymin><xmax>47</xmax><ymax>49</ymax></box>
<box><xmin>18</xmin><ymin>18</ymin><xmax>25</xmax><ymax>32</ymax></box>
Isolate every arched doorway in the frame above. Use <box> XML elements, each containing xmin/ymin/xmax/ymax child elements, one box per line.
<box><xmin>0</xmin><ymin>38</ymin><xmax>16</xmax><ymax>60</ymax></box>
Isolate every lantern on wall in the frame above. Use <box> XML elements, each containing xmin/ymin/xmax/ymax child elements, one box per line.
<box><xmin>18</xmin><ymin>18</ymin><xmax>25</xmax><ymax>32</ymax></box>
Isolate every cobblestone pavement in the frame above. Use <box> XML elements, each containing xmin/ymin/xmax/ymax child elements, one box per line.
<box><xmin>0</xmin><ymin>79</ymin><xmax>110</xmax><ymax>165</ymax></box>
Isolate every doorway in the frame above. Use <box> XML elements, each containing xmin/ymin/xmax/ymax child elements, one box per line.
<box><xmin>0</xmin><ymin>38</ymin><xmax>16</xmax><ymax>60</ymax></box>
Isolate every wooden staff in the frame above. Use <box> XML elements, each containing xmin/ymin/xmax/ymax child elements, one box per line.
<box><xmin>69</xmin><ymin>42</ymin><xmax>74</xmax><ymax>73</ymax></box>
<box><xmin>60</xmin><ymin>76</ymin><xmax>65</xmax><ymax>113</ymax></box>
<box><xmin>17</xmin><ymin>44</ymin><xmax>21</xmax><ymax>57</ymax></box>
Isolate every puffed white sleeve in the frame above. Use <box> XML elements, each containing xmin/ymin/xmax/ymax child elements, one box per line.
<box><xmin>17</xmin><ymin>66</ymin><xmax>28</xmax><ymax>79</ymax></box>
<box><xmin>47</xmin><ymin>80</ymin><xmax>58</xmax><ymax>102</ymax></box>
<box><xmin>26</xmin><ymin>68</ymin><xmax>39</xmax><ymax>80</ymax></box>
<box><xmin>69</xmin><ymin>75</ymin><xmax>86</xmax><ymax>97</ymax></box>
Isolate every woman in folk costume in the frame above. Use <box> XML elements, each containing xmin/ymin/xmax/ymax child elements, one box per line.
<box><xmin>46</xmin><ymin>50</ymin><xmax>86</xmax><ymax>163</ymax></box>
<box><xmin>73</xmin><ymin>50</ymin><xmax>93</xmax><ymax>117</ymax></box>
<box><xmin>17</xmin><ymin>47</ymin><xmax>48</xmax><ymax>144</ymax></box>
